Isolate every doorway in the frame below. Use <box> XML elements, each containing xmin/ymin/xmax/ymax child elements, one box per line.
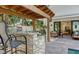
<box><xmin>61</xmin><ymin>21</ymin><xmax>71</xmax><ymax>35</ymax></box>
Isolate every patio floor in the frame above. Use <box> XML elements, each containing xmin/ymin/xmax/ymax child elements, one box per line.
<box><xmin>1</xmin><ymin>35</ymin><xmax>79</xmax><ymax>54</ymax></box>
<box><xmin>45</xmin><ymin>35</ymin><xmax>79</xmax><ymax>54</ymax></box>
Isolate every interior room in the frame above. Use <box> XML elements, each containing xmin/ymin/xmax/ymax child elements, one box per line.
<box><xmin>61</xmin><ymin>21</ymin><xmax>71</xmax><ymax>35</ymax></box>
<box><xmin>46</xmin><ymin>5</ymin><xmax>79</xmax><ymax>54</ymax></box>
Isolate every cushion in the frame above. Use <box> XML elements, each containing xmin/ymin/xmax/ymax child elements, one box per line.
<box><xmin>11</xmin><ymin>40</ymin><xmax>22</xmax><ymax>48</ymax></box>
<box><xmin>74</xmin><ymin>31</ymin><xmax>79</xmax><ymax>35</ymax></box>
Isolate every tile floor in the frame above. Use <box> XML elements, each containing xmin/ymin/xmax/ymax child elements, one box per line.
<box><xmin>1</xmin><ymin>35</ymin><xmax>79</xmax><ymax>54</ymax></box>
<box><xmin>45</xmin><ymin>35</ymin><xmax>79</xmax><ymax>54</ymax></box>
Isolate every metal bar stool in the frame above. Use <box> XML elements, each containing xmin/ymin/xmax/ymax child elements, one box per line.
<box><xmin>0</xmin><ymin>21</ymin><xmax>27</xmax><ymax>54</ymax></box>
<box><xmin>0</xmin><ymin>35</ymin><xmax>4</xmax><ymax>46</ymax></box>
<box><xmin>0</xmin><ymin>35</ymin><xmax>8</xmax><ymax>54</ymax></box>
<box><xmin>5</xmin><ymin>34</ymin><xmax>27</xmax><ymax>54</ymax></box>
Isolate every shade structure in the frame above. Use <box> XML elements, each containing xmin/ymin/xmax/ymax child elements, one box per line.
<box><xmin>0</xmin><ymin>5</ymin><xmax>55</xmax><ymax>42</ymax></box>
<box><xmin>0</xmin><ymin>5</ymin><xmax>54</xmax><ymax>19</ymax></box>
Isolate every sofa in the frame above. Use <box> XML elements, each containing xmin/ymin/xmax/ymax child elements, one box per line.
<box><xmin>50</xmin><ymin>31</ymin><xmax>59</xmax><ymax>37</ymax></box>
<box><xmin>72</xmin><ymin>31</ymin><xmax>79</xmax><ymax>39</ymax></box>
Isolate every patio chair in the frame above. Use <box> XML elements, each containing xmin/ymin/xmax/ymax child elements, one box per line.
<box><xmin>0</xmin><ymin>20</ymin><xmax>27</xmax><ymax>54</ymax></box>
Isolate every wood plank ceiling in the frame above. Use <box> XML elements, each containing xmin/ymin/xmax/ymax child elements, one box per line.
<box><xmin>35</xmin><ymin>5</ymin><xmax>54</xmax><ymax>17</ymax></box>
<box><xmin>0</xmin><ymin>5</ymin><xmax>54</xmax><ymax>19</ymax></box>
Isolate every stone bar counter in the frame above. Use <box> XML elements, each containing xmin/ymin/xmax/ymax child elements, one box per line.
<box><xmin>9</xmin><ymin>32</ymin><xmax>45</xmax><ymax>54</ymax></box>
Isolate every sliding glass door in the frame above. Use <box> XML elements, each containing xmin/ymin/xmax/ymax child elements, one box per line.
<box><xmin>54</xmin><ymin>22</ymin><xmax>61</xmax><ymax>34</ymax></box>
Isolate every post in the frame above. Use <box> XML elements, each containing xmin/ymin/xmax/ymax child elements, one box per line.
<box><xmin>47</xmin><ymin>19</ymin><xmax>50</xmax><ymax>42</ymax></box>
<box><xmin>47</xmin><ymin>17</ymin><xmax>52</xmax><ymax>42</ymax></box>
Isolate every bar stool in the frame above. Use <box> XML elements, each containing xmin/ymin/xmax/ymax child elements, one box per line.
<box><xmin>0</xmin><ymin>35</ymin><xmax>4</xmax><ymax>47</ymax></box>
<box><xmin>0</xmin><ymin>34</ymin><xmax>27</xmax><ymax>54</ymax></box>
<box><xmin>5</xmin><ymin>34</ymin><xmax>27</xmax><ymax>54</ymax></box>
<box><xmin>0</xmin><ymin>21</ymin><xmax>27</xmax><ymax>54</ymax></box>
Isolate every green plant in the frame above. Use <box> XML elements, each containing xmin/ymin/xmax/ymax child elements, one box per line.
<box><xmin>22</xmin><ymin>20</ymin><xmax>32</xmax><ymax>26</ymax></box>
<box><xmin>8</xmin><ymin>15</ymin><xmax>21</xmax><ymax>25</ymax></box>
<box><xmin>36</xmin><ymin>20</ymin><xmax>43</xmax><ymax>29</ymax></box>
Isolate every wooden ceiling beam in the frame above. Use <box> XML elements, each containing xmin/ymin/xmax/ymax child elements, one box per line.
<box><xmin>0</xmin><ymin>5</ymin><xmax>54</xmax><ymax>19</ymax></box>
<box><xmin>21</xmin><ymin>10</ymin><xmax>33</xmax><ymax>15</ymax></box>
<box><xmin>3</xmin><ymin>5</ymin><xmax>18</xmax><ymax>9</ymax></box>
<box><xmin>47</xmin><ymin>11</ymin><xmax>52</xmax><ymax>15</ymax></box>
<box><xmin>35</xmin><ymin>5</ymin><xmax>54</xmax><ymax>17</ymax></box>
<box><xmin>35</xmin><ymin>5</ymin><xmax>44</xmax><ymax>8</ymax></box>
<box><xmin>14</xmin><ymin>6</ymin><xmax>26</xmax><ymax>12</ymax></box>
<box><xmin>28</xmin><ymin>14</ymin><xmax>39</xmax><ymax>18</ymax></box>
<box><xmin>23</xmin><ymin>10</ymin><xmax>44</xmax><ymax>18</ymax></box>
<box><xmin>51</xmin><ymin>13</ymin><xmax>54</xmax><ymax>16</ymax></box>
<box><xmin>0</xmin><ymin>7</ymin><xmax>35</xmax><ymax>19</ymax></box>
<box><xmin>20</xmin><ymin>10</ymin><xmax>43</xmax><ymax>19</ymax></box>
<box><xmin>26</xmin><ymin>12</ymin><xmax>43</xmax><ymax>19</ymax></box>
<box><xmin>44</xmin><ymin>9</ymin><xmax>50</xmax><ymax>13</ymax></box>
<box><xmin>22</xmin><ymin>5</ymin><xmax>50</xmax><ymax>19</ymax></box>
<box><xmin>10</xmin><ymin>5</ymin><xmax>19</xmax><ymax>9</ymax></box>
<box><xmin>48</xmin><ymin>12</ymin><xmax>54</xmax><ymax>17</ymax></box>
<box><xmin>36</xmin><ymin>6</ymin><xmax>46</xmax><ymax>11</ymax></box>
